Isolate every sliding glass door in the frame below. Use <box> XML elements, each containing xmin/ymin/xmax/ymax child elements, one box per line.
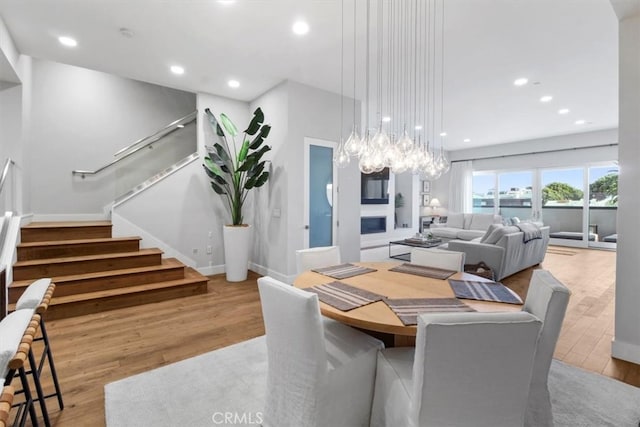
<box><xmin>473</xmin><ymin>162</ymin><xmax>618</xmax><ymax>249</ymax></box>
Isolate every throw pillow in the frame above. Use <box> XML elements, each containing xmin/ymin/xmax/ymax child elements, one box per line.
<box><xmin>484</xmin><ymin>225</ymin><xmax>520</xmax><ymax>245</ymax></box>
<box><xmin>480</xmin><ymin>223</ymin><xmax>503</xmax><ymax>243</ymax></box>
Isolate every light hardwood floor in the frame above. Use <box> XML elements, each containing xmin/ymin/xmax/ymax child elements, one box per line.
<box><xmin>26</xmin><ymin>247</ymin><xmax>640</xmax><ymax>426</ymax></box>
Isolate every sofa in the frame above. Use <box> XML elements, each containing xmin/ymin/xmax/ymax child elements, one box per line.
<box><xmin>430</xmin><ymin>212</ymin><xmax>502</xmax><ymax>241</ymax></box>
<box><xmin>445</xmin><ymin>224</ymin><xmax>550</xmax><ymax>280</ymax></box>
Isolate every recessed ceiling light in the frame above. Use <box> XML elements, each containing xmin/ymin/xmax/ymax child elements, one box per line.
<box><xmin>217</xmin><ymin>0</ymin><xmax>235</xmax><ymax>4</ymax></box>
<box><xmin>439</xmin><ymin>132</ymin><xmax>447</xmax><ymax>137</ymax></box>
<box><xmin>227</xmin><ymin>79</ymin><xmax>240</xmax><ymax>88</ymax></box>
<box><xmin>558</xmin><ymin>108</ymin><xmax>570</xmax><ymax>115</ymax></box>
<box><xmin>58</xmin><ymin>36</ymin><xmax>77</xmax><ymax>47</ymax></box>
<box><xmin>382</xmin><ymin>116</ymin><xmax>391</xmax><ymax>123</ymax></box>
<box><xmin>575</xmin><ymin>119</ymin><xmax>586</xmax><ymax>125</ymax></box>
<box><xmin>292</xmin><ymin>20</ymin><xmax>310</xmax><ymax>35</ymax></box>
<box><xmin>463</xmin><ymin>138</ymin><xmax>471</xmax><ymax>143</ymax></box>
<box><xmin>540</xmin><ymin>95</ymin><xmax>553</xmax><ymax>103</ymax></box>
<box><xmin>170</xmin><ymin>65</ymin><xmax>185</xmax><ymax>75</ymax></box>
<box><xmin>415</xmin><ymin>125</ymin><xmax>422</xmax><ymax>130</ymax></box>
<box><xmin>513</xmin><ymin>78</ymin><xmax>528</xmax><ymax>86</ymax></box>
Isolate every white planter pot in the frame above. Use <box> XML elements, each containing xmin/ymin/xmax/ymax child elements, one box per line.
<box><xmin>223</xmin><ymin>224</ymin><xmax>252</xmax><ymax>282</ymax></box>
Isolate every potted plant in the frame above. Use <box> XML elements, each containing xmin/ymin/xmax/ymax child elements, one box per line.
<box><xmin>202</xmin><ymin>107</ymin><xmax>271</xmax><ymax>281</ymax></box>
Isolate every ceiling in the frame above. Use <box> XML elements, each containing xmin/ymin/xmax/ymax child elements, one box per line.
<box><xmin>0</xmin><ymin>0</ymin><xmax>619</xmax><ymax>151</ymax></box>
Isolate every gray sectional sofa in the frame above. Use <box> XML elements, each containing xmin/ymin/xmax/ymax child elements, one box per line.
<box><xmin>446</xmin><ymin>224</ymin><xmax>550</xmax><ymax>280</ymax></box>
<box><xmin>430</xmin><ymin>213</ymin><xmax>503</xmax><ymax>241</ymax></box>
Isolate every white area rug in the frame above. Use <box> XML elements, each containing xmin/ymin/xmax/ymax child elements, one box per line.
<box><xmin>105</xmin><ymin>336</ymin><xmax>640</xmax><ymax>427</ymax></box>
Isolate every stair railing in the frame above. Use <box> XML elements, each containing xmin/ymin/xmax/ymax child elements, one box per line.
<box><xmin>72</xmin><ymin>110</ymin><xmax>197</xmax><ymax>178</ymax></box>
<box><xmin>0</xmin><ymin>158</ymin><xmax>14</xmax><ymax>197</ymax></box>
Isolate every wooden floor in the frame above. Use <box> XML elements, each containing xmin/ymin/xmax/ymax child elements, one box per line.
<box><xmin>25</xmin><ymin>247</ymin><xmax>640</xmax><ymax>426</ymax></box>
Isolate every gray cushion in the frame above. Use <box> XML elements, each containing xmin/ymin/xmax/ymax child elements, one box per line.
<box><xmin>468</xmin><ymin>214</ymin><xmax>497</xmax><ymax>231</ymax></box>
<box><xmin>430</xmin><ymin>228</ymin><xmax>460</xmax><ymax>239</ymax></box>
<box><xmin>457</xmin><ymin>229</ymin><xmax>486</xmax><ymax>241</ymax></box>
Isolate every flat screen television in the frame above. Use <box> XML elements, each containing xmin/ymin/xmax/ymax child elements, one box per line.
<box><xmin>361</xmin><ymin>167</ymin><xmax>390</xmax><ymax>204</ymax></box>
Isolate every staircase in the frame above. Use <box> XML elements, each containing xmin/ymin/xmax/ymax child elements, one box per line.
<box><xmin>8</xmin><ymin>221</ymin><xmax>208</xmax><ymax>319</ymax></box>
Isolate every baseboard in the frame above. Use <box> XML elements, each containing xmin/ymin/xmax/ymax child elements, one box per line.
<box><xmin>32</xmin><ymin>213</ymin><xmax>108</xmax><ymax>222</ymax></box>
<box><xmin>249</xmin><ymin>262</ymin><xmax>295</xmax><ymax>284</ymax></box>
<box><xmin>611</xmin><ymin>338</ymin><xmax>640</xmax><ymax>364</ymax></box>
<box><xmin>195</xmin><ymin>264</ymin><xmax>226</xmax><ymax>276</ymax></box>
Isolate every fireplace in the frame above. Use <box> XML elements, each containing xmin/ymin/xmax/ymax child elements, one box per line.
<box><xmin>361</xmin><ymin>216</ymin><xmax>387</xmax><ymax>234</ymax></box>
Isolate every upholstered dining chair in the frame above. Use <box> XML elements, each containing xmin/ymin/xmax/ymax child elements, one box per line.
<box><xmin>257</xmin><ymin>276</ymin><xmax>384</xmax><ymax>427</ymax></box>
<box><xmin>410</xmin><ymin>247</ymin><xmax>465</xmax><ymax>272</ymax></box>
<box><xmin>522</xmin><ymin>269</ymin><xmax>571</xmax><ymax>427</ymax></box>
<box><xmin>295</xmin><ymin>245</ymin><xmax>341</xmax><ymax>275</ymax></box>
<box><xmin>370</xmin><ymin>311</ymin><xmax>542</xmax><ymax>427</ymax></box>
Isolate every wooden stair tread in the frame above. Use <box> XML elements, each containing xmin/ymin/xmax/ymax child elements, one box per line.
<box><xmin>22</xmin><ymin>221</ymin><xmax>112</xmax><ymax>228</ymax></box>
<box><xmin>17</xmin><ymin>236</ymin><xmax>142</xmax><ymax>248</ymax></box>
<box><xmin>9</xmin><ymin>258</ymin><xmax>184</xmax><ymax>289</ymax></box>
<box><xmin>43</xmin><ymin>276</ymin><xmax>207</xmax><ymax>305</ymax></box>
<box><xmin>13</xmin><ymin>248</ymin><xmax>163</xmax><ymax>267</ymax></box>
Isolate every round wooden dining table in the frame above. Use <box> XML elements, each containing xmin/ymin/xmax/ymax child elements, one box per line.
<box><xmin>294</xmin><ymin>261</ymin><xmax>522</xmax><ymax>347</ymax></box>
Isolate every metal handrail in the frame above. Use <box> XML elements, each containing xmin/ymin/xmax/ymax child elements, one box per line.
<box><xmin>72</xmin><ymin>110</ymin><xmax>197</xmax><ymax>178</ymax></box>
<box><xmin>0</xmin><ymin>158</ymin><xmax>15</xmax><ymax>196</ymax></box>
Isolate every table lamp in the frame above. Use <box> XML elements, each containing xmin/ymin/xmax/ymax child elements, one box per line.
<box><xmin>429</xmin><ymin>198</ymin><xmax>441</xmax><ymax>216</ymax></box>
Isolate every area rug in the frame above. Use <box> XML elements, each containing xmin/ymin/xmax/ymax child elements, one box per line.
<box><xmin>105</xmin><ymin>336</ymin><xmax>640</xmax><ymax>427</ymax></box>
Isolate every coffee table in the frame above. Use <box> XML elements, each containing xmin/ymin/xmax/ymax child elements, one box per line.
<box><xmin>388</xmin><ymin>238</ymin><xmax>443</xmax><ymax>261</ymax></box>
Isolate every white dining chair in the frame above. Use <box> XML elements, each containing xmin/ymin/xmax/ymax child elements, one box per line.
<box><xmin>410</xmin><ymin>247</ymin><xmax>465</xmax><ymax>272</ymax></box>
<box><xmin>295</xmin><ymin>246</ymin><xmax>341</xmax><ymax>274</ymax></box>
<box><xmin>257</xmin><ymin>276</ymin><xmax>384</xmax><ymax>427</ymax></box>
<box><xmin>522</xmin><ymin>269</ymin><xmax>571</xmax><ymax>427</ymax></box>
<box><xmin>370</xmin><ymin>311</ymin><xmax>542</xmax><ymax>427</ymax></box>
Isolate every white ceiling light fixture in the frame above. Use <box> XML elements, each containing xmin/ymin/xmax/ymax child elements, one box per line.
<box><xmin>292</xmin><ymin>20</ymin><xmax>310</xmax><ymax>36</ymax></box>
<box><xmin>463</xmin><ymin>138</ymin><xmax>471</xmax><ymax>143</ymax></box>
<box><xmin>558</xmin><ymin>108</ymin><xmax>570</xmax><ymax>114</ymax></box>
<box><xmin>540</xmin><ymin>95</ymin><xmax>553</xmax><ymax>103</ymax></box>
<box><xmin>227</xmin><ymin>79</ymin><xmax>240</xmax><ymax>88</ymax></box>
<box><xmin>439</xmin><ymin>132</ymin><xmax>447</xmax><ymax>137</ymax></box>
<box><xmin>58</xmin><ymin>36</ymin><xmax>77</xmax><ymax>47</ymax></box>
<box><xmin>513</xmin><ymin>77</ymin><xmax>528</xmax><ymax>86</ymax></box>
<box><xmin>336</xmin><ymin>0</ymin><xmax>451</xmax><ymax>181</ymax></box>
<box><xmin>170</xmin><ymin>65</ymin><xmax>185</xmax><ymax>75</ymax></box>
<box><xmin>575</xmin><ymin>119</ymin><xmax>586</xmax><ymax>125</ymax></box>
<box><xmin>217</xmin><ymin>0</ymin><xmax>235</xmax><ymax>4</ymax></box>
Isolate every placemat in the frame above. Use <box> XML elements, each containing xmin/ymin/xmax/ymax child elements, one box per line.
<box><xmin>389</xmin><ymin>263</ymin><xmax>456</xmax><ymax>279</ymax></box>
<box><xmin>304</xmin><ymin>281</ymin><xmax>384</xmax><ymax>311</ymax></box>
<box><xmin>385</xmin><ymin>298</ymin><xmax>476</xmax><ymax>325</ymax></box>
<box><xmin>448</xmin><ymin>279</ymin><xmax>523</xmax><ymax>304</ymax></box>
<box><xmin>311</xmin><ymin>263</ymin><xmax>377</xmax><ymax>279</ymax></box>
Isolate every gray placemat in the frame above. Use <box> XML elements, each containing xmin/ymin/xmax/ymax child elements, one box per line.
<box><xmin>304</xmin><ymin>281</ymin><xmax>384</xmax><ymax>311</ymax></box>
<box><xmin>385</xmin><ymin>298</ymin><xmax>476</xmax><ymax>325</ymax></box>
<box><xmin>312</xmin><ymin>263</ymin><xmax>377</xmax><ymax>279</ymax></box>
<box><xmin>448</xmin><ymin>279</ymin><xmax>523</xmax><ymax>304</ymax></box>
<box><xmin>389</xmin><ymin>263</ymin><xmax>456</xmax><ymax>279</ymax></box>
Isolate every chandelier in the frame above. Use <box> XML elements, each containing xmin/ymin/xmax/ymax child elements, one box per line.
<box><xmin>334</xmin><ymin>0</ymin><xmax>450</xmax><ymax>180</ymax></box>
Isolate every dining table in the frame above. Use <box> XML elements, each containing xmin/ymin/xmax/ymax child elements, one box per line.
<box><xmin>294</xmin><ymin>261</ymin><xmax>523</xmax><ymax>347</ymax></box>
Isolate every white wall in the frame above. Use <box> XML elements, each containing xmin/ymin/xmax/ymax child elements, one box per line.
<box><xmin>613</xmin><ymin>7</ymin><xmax>640</xmax><ymax>364</ymax></box>
<box><xmin>27</xmin><ymin>58</ymin><xmax>196</xmax><ymax>217</ymax></box>
<box><xmin>112</xmin><ymin>93</ymin><xmax>250</xmax><ymax>274</ymax></box>
<box><xmin>249</xmin><ymin>80</ymin><xmax>361</xmax><ymax>278</ymax></box>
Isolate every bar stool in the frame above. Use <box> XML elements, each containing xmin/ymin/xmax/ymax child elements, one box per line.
<box><xmin>1</xmin><ymin>309</ymin><xmax>41</xmax><ymax>427</ymax></box>
<box><xmin>0</xmin><ymin>386</ymin><xmax>15</xmax><ymax>427</ymax></box>
<box><xmin>15</xmin><ymin>279</ymin><xmax>63</xmax><ymax>422</ymax></box>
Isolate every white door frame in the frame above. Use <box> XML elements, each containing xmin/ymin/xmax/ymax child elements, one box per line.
<box><xmin>303</xmin><ymin>137</ymin><xmax>339</xmax><ymax>249</ymax></box>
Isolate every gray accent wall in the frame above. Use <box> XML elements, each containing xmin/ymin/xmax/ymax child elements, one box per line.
<box><xmin>26</xmin><ymin>58</ymin><xmax>196</xmax><ymax>216</ymax></box>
